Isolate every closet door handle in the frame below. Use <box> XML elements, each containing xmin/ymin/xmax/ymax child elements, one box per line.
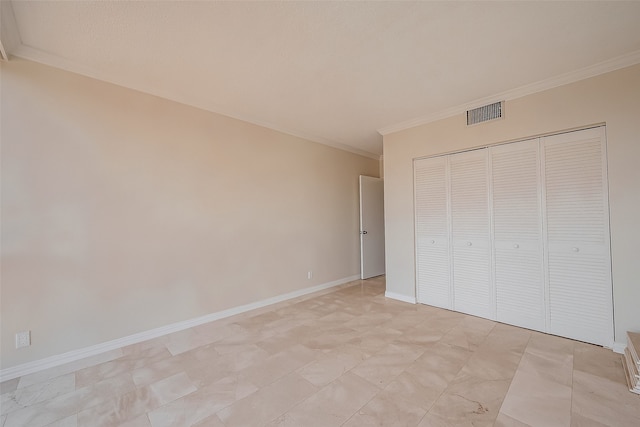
<box><xmin>430</xmin><ymin>240</ymin><xmax>436</xmax><ymax>244</ymax></box>
<box><xmin>572</xmin><ymin>247</ymin><xmax>579</xmax><ymax>252</ymax></box>
<box><xmin>513</xmin><ymin>244</ymin><xmax>519</xmax><ymax>249</ymax></box>
<box><xmin>466</xmin><ymin>241</ymin><xmax>472</xmax><ymax>246</ymax></box>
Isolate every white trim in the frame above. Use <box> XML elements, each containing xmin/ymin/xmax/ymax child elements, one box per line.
<box><xmin>0</xmin><ymin>275</ymin><xmax>360</xmax><ymax>382</ymax></box>
<box><xmin>10</xmin><ymin>45</ymin><xmax>380</xmax><ymax>160</ymax></box>
<box><xmin>385</xmin><ymin>291</ymin><xmax>416</xmax><ymax>304</ymax></box>
<box><xmin>378</xmin><ymin>49</ymin><xmax>640</xmax><ymax>136</ymax></box>
<box><xmin>613</xmin><ymin>342</ymin><xmax>627</xmax><ymax>354</ymax></box>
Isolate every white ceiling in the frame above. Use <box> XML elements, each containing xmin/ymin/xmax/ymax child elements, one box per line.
<box><xmin>3</xmin><ymin>1</ymin><xmax>640</xmax><ymax>158</ymax></box>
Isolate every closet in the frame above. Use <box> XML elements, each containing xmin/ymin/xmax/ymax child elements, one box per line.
<box><xmin>414</xmin><ymin>126</ymin><xmax>613</xmax><ymax>347</ymax></box>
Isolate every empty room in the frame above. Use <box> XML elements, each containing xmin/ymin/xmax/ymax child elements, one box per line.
<box><xmin>1</xmin><ymin>1</ymin><xmax>640</xmax><ymax>426</ymax></box>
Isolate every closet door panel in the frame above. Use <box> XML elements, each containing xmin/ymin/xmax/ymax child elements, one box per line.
<box><xmin>452</xmin><ymin>242</ymin><xmax>491</xmax><ymax>317</ymax></box>
<box><xmin>449</xmin><ymin>149</ymin><xmax>492</xmax><ymax>319</ymax></box>
<box><xmin>542</xmin><ymin>127</ymin><xmax>613</xmax><ymax>347</ymax></box>
<box><xmin>414</xmin><ymin>156</ymin><xmax>451</xmax><ymax>309</ymax></box>
<box><xmin>491</xmin><ymin>140</ymin><xmax>545</xmax><ymax>331</ymax></box>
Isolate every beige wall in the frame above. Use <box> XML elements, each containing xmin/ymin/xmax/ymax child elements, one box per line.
<box><xmin>383</xmin><ymin>64</ymin><xmax>640</xmax><ymax>347</ymax></box>
<box><xmin>0</xmin><ymin>59</ymin><xmax>379</xmax><ymax>369</ymax></box>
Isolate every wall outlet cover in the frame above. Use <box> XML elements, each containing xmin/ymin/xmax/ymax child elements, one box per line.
<box><xmin>16</xmin><ymin>331</ymin><xmax>31</xmax><ymax>349</ymax></box>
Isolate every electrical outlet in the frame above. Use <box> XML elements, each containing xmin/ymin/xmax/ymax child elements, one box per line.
<box><xmin>307</xmin><ymin>271</ymin><xmax>313</xmax><ymax>279</ymax></box>
<box><xmin>16</xmin><ymin>331</ymin><xmax>31</xmax><ymax>349</ymax></box>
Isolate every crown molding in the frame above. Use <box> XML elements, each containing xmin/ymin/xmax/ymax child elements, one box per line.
<box><xmin>378</xmin><ymin>49</ymin><xmax>640</xmax><ymax>136</ymax></box>
<box><xmin>10</xmin><ymin>44</ymin><xmax>381</xmax><ymax>160</ymax></box>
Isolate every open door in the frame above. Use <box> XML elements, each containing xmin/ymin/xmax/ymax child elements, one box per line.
<box><xmin>359</xmin><ymin>176</ymin><xmax>385</xmax><ymax>279</ymax></box>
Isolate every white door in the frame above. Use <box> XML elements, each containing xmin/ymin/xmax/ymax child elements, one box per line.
<box><xmin>449</xmin><ymin>149</ymin><xmax>493</xmax><ymax>319</ymax></box>
<box><xmin>414</xmin><ymin>156</ymin><xmax>452</xmax><ymax>308</ymax></box>
<box><xmin>491</xmin><ymin>139</ymin><xmax>546</xmax><ymax>331</ymax></box>
<box><xmin>360</xmin><ymin>176</ymin><xmax>385</xmax><ymax>279</ymax></box>
<box><xmin>542</xmin><ymin>127</ymin><xmax>613</xmax><ymax>347</ymax></box>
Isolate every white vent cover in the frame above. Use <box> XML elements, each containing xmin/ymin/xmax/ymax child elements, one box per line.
<box><xmin>467</xmin><ymin>101</ymin><xmax>504</xmax><ymax>125</ymax></box>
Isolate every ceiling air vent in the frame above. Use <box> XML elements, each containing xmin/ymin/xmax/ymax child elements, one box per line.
<box><xmin>467</xmin><ymin>101</ymin><xmax>504</xmax><ymax>126</ymax></box>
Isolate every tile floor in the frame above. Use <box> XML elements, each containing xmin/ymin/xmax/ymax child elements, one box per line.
<box><xmin>1</xmin><ymin>276</ymin><xmax>639</xmax><ymax>427</ymax></box>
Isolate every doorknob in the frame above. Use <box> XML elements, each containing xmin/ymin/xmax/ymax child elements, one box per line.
<box><xmin>361</xmin><ymin>231</ymin><xmax>368</xmax><ymax>234</ymax></box>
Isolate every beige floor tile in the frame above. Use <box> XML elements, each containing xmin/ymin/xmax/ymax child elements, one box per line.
<box><xmin>255</xmin><ymin>325</ymin><xmax>316</xmax><ymax>355</ymax></box>
<box><xmin>459</xmin><ymin>346</ymin><xmax>522</xmax><ymax>381</ymax></box>
<box><xmin>571</xmin><ymin>369</ymin><xmax>640</xmax><ymax>425</ymax></box>
<box><xmin>382</xmin><ymin>310</ymin><xmax>433</xmax><ymax>333</ymax></box>
<box><xmin>527</xmin><ymin>332</ymin><xmax>575</xmax><ymax>356</ymax></box>
<box><xmin>325</xmin><ymin>343</ymin><xmax>376</xmax><ymax>366</ymax></box>
<box><xmin>212</xmin><ymin>325</ymin><xmax>272</xmax><ymax>349</ymax></box>
<box><xmin>131</xmin><ymin>351</ymin><xmax>200</xmax><ymax>387</ymax></box>
<box><xmin>5</xmin><ymin>372</ymin><xmax>136</xmax><ymax>427</ymax></box>
<box><xmin>572</xmin><ymin>387</ymin><xmax>640</xmax><ymax>427</ymax></box>
<box><xmin>1</xmin><ymin>373</ymin><xmax>75</xmax><ymax>415</ymax></box>
<box><xmin>417</xmin><ymin>412</ymin><xmax>461</xmax><ymax>427</ymax></box>
<box><xmin>494</xmin><ymin>412</ymin><xmax>531</xmax><ymax>427</ymax></box>
<box><xmin>499</xmin><ymin>370</ymin><xmax>572</xmax><ymax>427</ymax></box>
<box><xmin>17</xmin><ymin>349</ymin><xmax>124</xmax><ymax>390</ymax></box>
<box><xmin>413</xmin><ymin>342</ymin><xmax>472</xmax><ymax>380</ymax></box>
<box><xmin>147</xmin><ymin>374</ymin><xmax>257</xmax><ymax>427</ymax></box>
<box><xmin>118</xmin><ymin>414</ymin><xmax>152</xmax><ymax>427</ymax></box>
<box><xmin>296</xmin><ymin>353</ymin><xmax>360</xmax><ymax>387</ymax></box>
<box><xmin>518</xmin><ymin>350</ymin><xmax>573</xmax><ymax>387</ymax></box>
<box><xmin>76</xmin><ymin>386</ymin><xmax>161</xmax><ymax>427</ymax></box>
<box><xmin>208</xmin><ymin>339</ymin><xmax>266</xmax><ymax>357</ymax></box>
<box><xmin>384</xmin><ymin>367</ymin><xmax>447</xmax><ymax>411</ymax></box>
<box><xmin>351</xmin><ymin>343</ymin><xmax>424</xmax><ymax>388</ymax></box>
<box><xmin>147</xmin><ymin>372</ymin><xmax>197</xmax><ymax>406</ymax></box>
<box><xmin>75</xmin><ymin>345</ymin><xmax>171</xmax><ymax>388</ymax></box>
<box><xmin>44</xmin><ymin>414</ymin><xmax>77</xmax><ymax>427</ymax></box>
<box><xmin>191</xmin><ymin>413</ymin><xmax>226</xmax><ymax>427</ymax></box>
<box><xmin>573</xmin><ymin>342</ymin><xmax>627</xmax><ymax>383</ymax></box>
<box><xmin>267</xmin><ymin>372</ymin><xmax>379</xmax><ymax>427</ymax></box>
<box><xmin>0</xmin><ymin>379</ymin><xmax>19</xmax><ymax>395</ymax></box>
<box><xmin>342</xmin><ymin>312</ymin><xmax>395</xmax><ymax>331</ymax></box>
<box><xmin>569</xmin><ymin>412</ymin><xmax>609</xmax><ymax>427</ymax></box>
<box><xmin>347</xmin><ymin>327</ymin><xmax>404</xmax><ymax>354</ymax></box>
<box><xmin>239</xmin><ymin>344</ymin><xmax>318</xmax><ymax>387</ymax></box>
<box><xmin>4</xmin><ymin>404</ymin><xmax>66</xmax><ymax>427</ymax></box>
<box><xmin>428</xmin><ymin>371</ymin><xmax>511</xmax><ymax>426</ymax></box>
<box><xmin>392</xmin><ymin>327</ymin><xmax>444</xmax><ymax>347</ymax></box>
<box><xmin>186</xmin><ymin>344</ymin><xmax>269</xmax><ymax>386</ymax></box>
<box><xmin>301</xmin><ymin>326</ymin><xmax>361</xmax><ymax>350</ymax></box>
<box><xmin>343</xmin><ymin>390</ymin><xmax>427</xmax><ymax>427</ymax></box>
<box><xmin>216</xmin><ymin>373</ymin><xmax>318</xmax><ymax>427</ymax></box>
<box><xmin>76</xmin><ymin>372</ymin><xmax>195</xmax><ymax>427</ymax></box>
<box><xmin>440</xmin><ymin>324</ymin><xmax>492</xmax><ymax>351</ymax></box>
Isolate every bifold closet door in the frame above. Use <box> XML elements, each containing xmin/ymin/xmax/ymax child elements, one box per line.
<box><xmin>542</xmin><ymin>127</ymin><xmax>613</xmax><ymax>347</ymax></box>
<box><xmin>491</xmin><ymin>140</ymin><xmax>545</xmax><ymax>331</ymax></box>
<box><xmin>449</xmin><ymin>149</ymin><xmax>492</xmax><ymax>319</ymax></box>
<box><xmin>414</xmin><ymin>156</ymin><xmax>451</xmax><ymax>309</ymax></box>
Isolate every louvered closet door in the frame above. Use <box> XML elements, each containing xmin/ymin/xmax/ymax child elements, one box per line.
<box><xmin>414</xmin><ymin>156</ymin><xmax>451</xmax><ymax>309</ymax></box>
<box><xmin>450</xmin><ymin>149</ymin><xmax>492</xmax><ymax>319</ymax></box>
<box><xmin>542</xmin><ymin>127</ymin><xmax>613</xmax><ymax>347</ymax></box>
<box><xmin>491</xmin><ymin>140</ymin><xmax>545</xmax><ymax>331</ymax></box>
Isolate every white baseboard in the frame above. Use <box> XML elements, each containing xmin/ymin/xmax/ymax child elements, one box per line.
<box><xmin>385</xmin><ymin>291</ymin><xmax>416</xmax><ymax>304</ymax></box>
<box><xmin>612</xmin><ymin>341</ymin><xmax>627</xmax><ymax>354</ymax></box>
<box><xmin>0</xmin><ymin>275</ymin><xmax>360</xmax><ymax>382</ymax></box>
